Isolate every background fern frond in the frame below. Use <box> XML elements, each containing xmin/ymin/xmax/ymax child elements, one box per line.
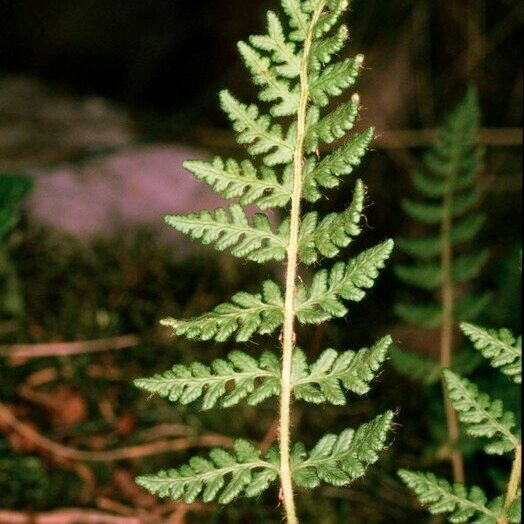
<box><xmin>135</xmin><ymin>351</ymin><xmax>280</xmax><ymax>410</ymax></box>
<box><xmin>137</xmin><ymin>439</ymin><xmax>279</xmax><ymax>504</ymax></box>
<box><xmin>461</xmin><ymin>323</ymin><xmax>522</xmax><ymax>384</ymax></box>
<box><xmin>443</xmin><ymin>370</ymin><xmax>520</xmax><ymax>455</ymax></box>
<box><xmin>292</xmin><ymin>336</ymin><xmax>391</xmax><ymax>405</ymax></box>
<box><xmin>398</xmin><ymin>470</ymin><xmax>496</xmax><ymax>523</ymax></box>
<box><xmin>291</xmin><ymin>412</ymin><xmax>393</xmax><ymax>488</ymax></box>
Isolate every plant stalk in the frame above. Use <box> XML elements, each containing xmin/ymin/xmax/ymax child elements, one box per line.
<box><xmin>440</xmin><ymin>180</ymin><xmax>465</xmax><ymax>484</ymax></box>
<box><xmin>498</xmin><ymin>443</ymin><xmax>522</xmax><ymax>524</ymax></box>
<box><xmin>279</xmin><ymin>3</ymin><xmax>326</xmax><ymax>523</ymax></box>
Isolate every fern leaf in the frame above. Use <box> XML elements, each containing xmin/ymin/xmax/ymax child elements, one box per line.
<box><xmin>303</xmin><ymin>127</ymin><xmax>374</xmax><ymax>202</ymax></box>
<box><xmin>397</xmin><ymin>214</ymin><xmax>486</xmax><ymax>260</ymax></box>
<box><xmin>398</xmin><ymin>470</ymin><xmax>496</xmax><ymax>523</ymax></box>
<box><xmin>166</xmin><ymin>205</ymin><xmax>287</xmax><ymax>263</ymax></box>
<box><xmin>452</xmin><ymin>251</ymin><xmax>489</xmax><ymax>283</ymax></box>
<box><xmin>292</xmin><ymin>336</ymin><xmax>391</xmax><ymax>405</ymax></box>
<box><xmin>313</xmin><ymin>0</ymin><xmax>351</xmax><ymax>39</ymax></box>
<box><xmin>183</xmin><ymin>157</ymin><xmax>291</xmax><ymax>210</ymax></box>
<box><xmin>298</xmin><ymin>179</ymin><xmax>365</xmax><ymax>264</ymax></box>
<box><xmin>250</xmin><ymin>11</ymin><xmax>301</xmax><ymax>78</ymax></box>
<box><xmin>238</xmin><ymin>41</ymin><xmax>300</xmax><ymax>117</ymax></box>
<box><xmin>220</xmin><ymin>90</ymin><xmax>294</xmax><ymax>166</ymax></box>
<box><xmin>135</xmin><ymin>351</ymin><xmax>280</xmax><ymax>410</ymax></box>
<box><xmin>292</xmin><ymin>411</ymin><xmax>393</xmax><ymax>487</ymax></box>
<box><xmin>163</xmin><ymin>280</ymin><xmax>284</xmax><ymax>342</ymax></box>
<box><xmin>390</xmin><ymin>347</ymin><xmax>442</xmax><ymax>385</ymax></box>
<box><xmin>296</xmin><ymin>240</ymin><xmax>394</xmax><ymax>324</ymax></box>
<box><xmin>394</xmin><ymin>301</ymin><xmax>441</xmax><ymax>328</ymax></box>
<box><xmin>461</xmin><ymin>323</ymin><xmax>522</xmax><ymax>384</ymax></box>
<box><xmin>305</xmin><ymin>95</ymin><xmax>360</xmax><ymax>152</ymax></box>
<box><xmin>281</xmin><ymin>0</ymin><xmax>309</xmax><ymax>42</ymax></box>
<box><xmin>309</xmin><ymin>24</ymin><xmax>349</xmax><ymax>72</ymax></box>
<box><xmin>395</xmin><ymin>262</ymin><xmax>441</xmax><ymax>290</ymax></box>
<box><xmin>443</xmin><ymin>370</ymin><xmax>520</xmax><ymax>455</ymax></box>
<box><xmin>136</xmin><ymin>439</ymin><xmax>278</xmax><ymax>504</ymax></box>
<box><xmin>309</xmin><ymin>55</ymin><xmax>363</xmax><ymax>107</ymax></box>
<box><xmin>455</xmin><ymin>292</ymin><xmax>491</xmax><ymax>323</ymax></box>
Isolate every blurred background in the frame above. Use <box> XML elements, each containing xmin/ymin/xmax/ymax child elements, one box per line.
<box><xmin>0</xmin><ymin>0</ymin><xmax>522</xmax><ymax>522</ymax></box>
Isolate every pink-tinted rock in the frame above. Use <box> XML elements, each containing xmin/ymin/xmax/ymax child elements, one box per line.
<box><xmin>29</xmin><ymin>145</ymin><xmax>229</xmax><ymax>239</ymax></box>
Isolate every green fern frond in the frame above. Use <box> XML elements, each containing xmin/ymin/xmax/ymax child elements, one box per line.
<box><xmin>292</xmin><ymin>336</ymin><xmax>391</xmax><ymax>405</ymax></box>
<box><xmin>137</xmin><ymin>0</ymin><xmax>396</xmax><ymax>518</ymax></box>
<box><xmin>183</xmin><ymin>157</ymin><xmax>292</xmax><ymax>209</ymax></box>
<box><xmin>292</xmin><ymin>411</ymin><xmax>393</xmax><ymax>488</ymax></box>
<box><xmin>390</xmin><ymin>347</ymin><xmax>442</xmax><ymax>385</ymax></box>
<box><xmin>443</xmin><ymin>370</ymin><xmax>519</xmax><ymax>455</ymax></box>
<box><xmin>309</xmin><ymin>24</ymin><xmax>349</xmax><ymax>71</ymax></box>
<box><xmin>305</xmin><ymin>95</ymin><xmax>359</xmax><ymax>152</ymax></box>
<box><xmin>298</xmin><ymin>179</ymin><xmax>365</xmax><ymax>264</ymax></box>
<box><xmin>135</xmin><ymin>351</ymin><xmax>280</xmax><ymax>410</ymax></box>
<box><xmin>398</xmin><ymin>470</ymin><xmax>497</xmax><ymax>523</ymax></box>
<box><xmin>250</xmin><ymin>11</ymin><xmax>301</xmax><ymax>78</ymax></box>
<box><xmin>163</xmin><ymin>280</ymin><xmax>284</xmax><ymax>342</ymax></box>
<box><xmin>238</xmin><ymin>41</ymin><xmax>300</xmax><ymax>117</ymax></box>
<box><xmin>281</xmin><ymin>0</ymin><xmax>309</xmax><ymax>42</ymax></box>
<box><xmin>303</xmin><ymin>127</ymin><xmax>374</xmax><ymax>202</ymax></box>
<box><xmin>296</xmin><ymin>240</ymin><xmax>394</xmax><ymax>324</ymax></box>
<box><xmin>166</xmin><ymin>205</ymin><xmax>288</xmax><ymax>263</ymax></box>
<box><xmin>461</xmin><ymin>323</ymin><xmax>522</xmax><ymax>384</ymax></box>
<box><xmin>220</xmin><ymin>90</ymin><xmax>295</xmax><ymax>166</ymax></box>
<box><xmin>309</xmin><ymin>55</ymin><xmax>363</xmax><ymax>107</ymax></box>
<box><xmin>137</xmin><ymin>439</ymin><xmax>279</xmax><ymax>504</ymax></box>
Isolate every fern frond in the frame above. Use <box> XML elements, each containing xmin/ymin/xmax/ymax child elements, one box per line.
<box><xmin>238</xmin><ymin>41</ymin><xmax>300</xmax><ymax>117</ymax></box>
<box><xmin>291</xmin><ymin>336</ymin><xmax>391</xmax><ymax>405</ymax></box>
<box><xmin>250</xmin><ymin>11</ymin><xmax>301</xmax><ymax>79</ymax></box>
<box><xmin>183</xmin><ymin>158</ymin><xmax>292</xmax><ymax>210</ymax></box>
<box><xmin>136</xmin><ymin>439</ymin><xmax>279</xmax><ymax>504</ymax></box>
<box><xmin>309</xmin><ymin>55</ymin><xmax>363</xmax><ymax>107</ymax></box>
<box><xmin>296</xmin><ymin>240</ymin><xmax>394</xmax><ymax>324</ymax></box>
<box><xmin>397</xmin><ymin>214</ymin><xmax>486</xmax><ymax>260</ymax></box>
<box><xmin>305</xmin><ymin>95</ymin><xmax>359</xmax><ymax>152</ymax></box>
<box><xmin>443</xmin><ymin>370</ymin><xmax>520</xmax><ymax>455</ymax></box>
<box><xmin>163</xmin><ymin>280</ymin><xmax>284</xmax><ymax>342</ymax></box>
<box><xmin>281</xmin><ymin>0</ymin><xmax>309</xmax><ymax>42</ymax></box>
<box><xmin>298</xmin><ymin>179</ymin><xmax>365</xmax><ymax>264</ymax></box>
<box><xmin>220</xmin><ymin>90</ymin><xmax>294</xmax><ymax>166</ymax></box>
<box><xmin>135</xmin><ymin>351</ymin><xmax>280</xmax><ymax>410</ymax></box>
<box><xmin>291</xmin><ymin>411</ymin><xmax>393</xmax><ymax>488</ymax></box>
<box><xmin>461</xmin><ymin>323</ymin><xmax>522</xmax><ymax>384</ymax></box>
<box><xmin>303</xmin><ymin>127</ymin><xmax>374</xmax><ymax>202</ymax></box>
<box><xmin>390</xmin><ymin>347</ymin><xmax>442</xmax><ymax>385</ymax></box>
<box><xmin>166</xmin><ymin>205</ymin><xmax>288</xmax><ymax>263</ymax></box>
<box><xmin>398</xmin><ymin>470</ymin><xmax>497</xmax><ymax>523</ymax></box>
<box><xmin>394</xmin><ymin>302</ymin><xmax>441</xmax><ymax>328</ymax></box>
<box><xmin>395</xmin><ymin>251</ymin><xmax>488</xmax><ymax>290</ymax></box>
<box><xmin>309</xmin><ymin>24</ymin><xmax>349</xmax><ymax>72</ymax></box>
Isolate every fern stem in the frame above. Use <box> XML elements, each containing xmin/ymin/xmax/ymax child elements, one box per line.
<box><xmin>279</xmin><ymin>3</ymin><xmax>326</xmax><ymax>522</ymax></box>
<box><xmin>440</xmin><ymin>168</ymin><xmax>465</xmax><ymax>484</ymax></box>
<box><xmin>500</xmin><ymin>443</ymin><xmax>522</xmax><ymax>523</ymax></box>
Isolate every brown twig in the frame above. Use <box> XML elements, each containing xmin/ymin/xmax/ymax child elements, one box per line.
<box><xmin>189</xmin><ymin>126</ymin><xmax>523</xmax><ymax>152</ymax></box>
<box><xmin>0</xmin><ymin>334</ymin><xmax>140</xmax><ymax>361</ymax></box>
<box><xmin>0</xmin><ymin>403</ymin><xmax>233</xmax><ymax>463</ymax></box>
<box><xmin>260</xmin><ymin>418</ymin><xmax>280</xmax><ymax>454</ymax></box>
<box><xmin>0</xmin><ymin>509</ymin><xmax>142</xmax><ymax>524</ymax></box>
